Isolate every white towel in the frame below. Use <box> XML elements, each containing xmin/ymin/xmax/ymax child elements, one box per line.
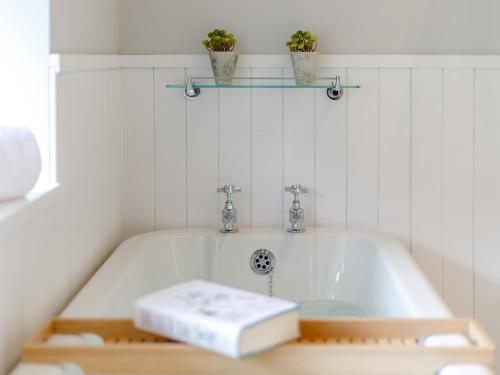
<box><xmin>46</xmin><ymin>333</ymin><xmax>104</xmax><ymax>346</ymax></box>
<box><xmin>10</xmin><ymin>363</ymin><xmax>85</xmax><ymax>375</ymax></box>
<box><xmin>0</xmin><ymin>127</ymin><xmax>41</xmax><ymax>201</ymax></box>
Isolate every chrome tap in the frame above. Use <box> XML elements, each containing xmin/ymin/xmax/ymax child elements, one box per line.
<box><xmin>217</xmin><ymin>184</ymin><xmax>241</xmax><ymax>233</ymax></box>
<box><xmin>285</xmin><ymin>184</ymin><xmax>308</xmax><ymax>233</ymax></box>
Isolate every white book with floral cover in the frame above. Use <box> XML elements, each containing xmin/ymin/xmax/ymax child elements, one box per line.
<box><xmin>133</xmin><ymin>279</ymin><xmax>299</xmax><ymax>358</ymax></box>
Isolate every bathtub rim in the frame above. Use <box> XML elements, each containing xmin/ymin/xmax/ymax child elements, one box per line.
<box><xmin>61</xmin><ymin>227</ymin><xmax>451</xmax><ymax>319</ymax></box>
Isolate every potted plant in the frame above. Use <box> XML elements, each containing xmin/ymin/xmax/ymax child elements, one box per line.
<box><xmin>202</xmin><ymin>29</ymin><xmax>238</xmax><ymax>85</ymax></box>
<box><xmin>286</xmin><ymin>30</ymin><xmax>319</xmax><ymax>86</ymax></box>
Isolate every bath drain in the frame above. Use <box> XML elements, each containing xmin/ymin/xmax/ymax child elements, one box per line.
<box><xmin>250</xmin><ymin>249</ymin><xmax>275</xmax><ymax>275</ymax></box>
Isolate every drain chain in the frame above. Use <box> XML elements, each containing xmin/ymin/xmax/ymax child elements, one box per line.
<box><xmin>267</xmin><ymin>269</ymin><xmax>273</xmax><ymax>297</ymax></box>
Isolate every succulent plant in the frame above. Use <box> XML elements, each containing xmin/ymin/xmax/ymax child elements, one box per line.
<box><xmin>202</xmin><ymin>29</ymin><xmax>236</xmax><ymax>52</ymax></box>
<box><xmin>286</xmin><ymin>30</ymin><xmax>318</xmax><ymax>52</ymax></box>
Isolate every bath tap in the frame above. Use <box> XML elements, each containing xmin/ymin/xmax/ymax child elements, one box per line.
<box><xmin>285</xmin><ymin>184</ymin><xmax>308</xmax><ymax>233</ymax></box>
<box><xmin>217</xmin><ymin>184</ymin><xmax>241</xmax><ymax>233</ymax></box>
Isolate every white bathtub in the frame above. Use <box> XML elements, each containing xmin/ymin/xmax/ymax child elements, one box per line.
<box><xmin>62</xmin><ymin>228</ymin><xmax>448</xmax><ymax>318</ymax></box>
<box><xmin>56</xmin><ymin>228</ymin><xmax>491</xmax><ymax>374</ymax></box>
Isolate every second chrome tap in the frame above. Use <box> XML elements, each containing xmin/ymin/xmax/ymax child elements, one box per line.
<box><xmin>285</xmin><ymin>184</ymin><xmax>308</xmax><ymax>233</ymax></box>
<box><xmin>217</xmin><ymin>184</ymin><xmax>241</xmax><ymax>233</ymax></box>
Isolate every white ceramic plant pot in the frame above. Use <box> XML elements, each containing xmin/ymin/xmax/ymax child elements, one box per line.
<box><xmin>290</xmin><ymin>52</ymin><xmax>319</xmax><ymax>86</ymax></box>
<box><xmin>209</xmin><ymin>51</ymin><xmax>239</xmax><ymax>85</ymax></box>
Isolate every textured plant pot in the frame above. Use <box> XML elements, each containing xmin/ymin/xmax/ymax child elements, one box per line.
<box><xmin>290</xmin><ymin>52</ymin><xmax>319</xmax><ymax>86</ymax></box>
<box><xmin>209</xmin><ymin>51</ymin><xmax>238</xmax><ymax>85</ymax></box>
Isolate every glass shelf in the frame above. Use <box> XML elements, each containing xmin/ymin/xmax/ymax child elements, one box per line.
<box><xmin>166</xmin><ymin>75</ymin><xmax>360</xmax><ymax>100</ymax></box>
<box><xmin>166</xmin><ymin>83</ymin><xmax>361</xmax><ymax>89</ymax></box>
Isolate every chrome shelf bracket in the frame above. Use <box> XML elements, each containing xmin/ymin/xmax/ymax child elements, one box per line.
<box><xmin>326</xmin><ymin>75</ymin><xmax>343</xmax><ymax>100</ymax></box>
<box><xmin>184</xmin><ymin>75</ymin><xmax>201</xmax><ymax>99</ymax></box>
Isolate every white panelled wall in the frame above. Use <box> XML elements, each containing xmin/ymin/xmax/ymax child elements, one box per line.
<box><xmin>115</xmin><ymin>55</ymin><xmax>500</xmax><ymax>367</ymax></box>
<box><xmin>0</xmin><ymin>67</ymin><xmax>123</xmax><ymax>373</ymax></box>
<box><xmin>3</xmin><ymin>54</ymin><xmax>500</xmax><ymax>372</ymax></box>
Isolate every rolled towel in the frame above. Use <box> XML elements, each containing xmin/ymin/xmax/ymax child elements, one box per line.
<box><xmin>422</xmin><ymin>333</ymin><xmax>470</xmax><ymax>347</ymax></box>
<box><xmin>10</xmin><ymin>363</ymin><xmax>85</xmax><ymax>375</ymax></box>
<box><xmin>0</xmin><ymin>127</ymin><xmax>41</xmax><ymax>201</ymax></box>
<box><xmin>46</xmin><ymin>333</ymin><xmax>104</xmax><ymax>346</ymax></box>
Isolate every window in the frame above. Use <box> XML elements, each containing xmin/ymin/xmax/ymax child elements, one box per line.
<box><xmin>0</xmin><ymin>0</ymin><xmax>52</xmax><ymax>188</ymax></box>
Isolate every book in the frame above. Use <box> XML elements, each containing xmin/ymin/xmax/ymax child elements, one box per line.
<box><xmin>133</xmin><ymin>279</ymin><xmax>299</xmax><ymax>358</ymax></box>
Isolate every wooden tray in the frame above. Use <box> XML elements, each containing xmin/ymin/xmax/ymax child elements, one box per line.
<box><xmin>23</xmin><ymin>318</ymin><xmax>494</xmax><ymax>375</ymax></box>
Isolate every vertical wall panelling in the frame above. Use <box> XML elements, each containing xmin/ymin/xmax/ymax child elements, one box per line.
<box><xmin>283</xmin><ymin>68</ymin><xmax>316</xmax><ymax>227</ymax></box>
<box><xmin>442</xmin><ymin>68</ymin><xmax>474</xmax><ymax>316</ymax></box>
<box><xmin>104</xmin><ymin>70</ymin><xmax>123</xmax><ymax>252</ymax></box>
<box><xmin>315</xmin><ymin>67</ymin><xmax>348</xmax><ymax>226</ymax></box>
<box><xmin>378</xmin><ymin>69</ymin><xmax>411</xmax><ymax>246</ymax></box>
<box><xmin>110</xmin><ymin>69</ymin><xmax>124</xmax><ymax>246</ymax></box>
<box><xmin>411</xmin><ymin>68</ymin><xmax>444</xmax><ymax>295</ymax></box>
<box><xmin>8</xmin><ymin>55</ymin><xmax>500</xmax><ymax>372</ymax></box>
<box><xmin>59</xmin><ymin>69</ymin><xmax>124</xmax><ymax>290</ymax></box>
<box><xmin>0</xmin><ymin>238</ymin><xmax>4</xmax><ymax>371</ymax></box>
<box><xmin>55</xmin><ymin>72</ymin><xmax>81</xmax><ymax>291</ymax></box>
<box><xmin>64</xmin><ymin>71</ymin><xmax>100</xmax><ymax>286</ymax></box>
<box><xmin>122</xmin><ymin>69</ymin><xmax>155</xmax><ymax>237</ymax></box>
<box><xmin>346</xmin><ymin>68</ymin><xmax>379</xmax><ymax>230</ymax></box>
<box><xmin>0</xmin><ymin>66</ymin><xmax>124</xmax><ymax>373</ymax></box>
<box><xmin>251</xmin><ymin>67</ymin><xmax>284</xmax><ymax>227</ymax></box>
<box><xmin>186</xmin><ymin>68</ymin><xmax>219</xmax><ymax>227</ymax></box>
<box><xmin>154</xmin><ymin>68</ymin><xmax>188</xmax><ymax>229</ymax></box>
<box><xmin>474</xmin><ymin>68</ymin><xmax>500</xmax><ymax>365</ymax></box>
<box><xmin>58</xmin><ymin>68</ymin><xmax>122</xmax><ymax>280</ymax></box>
<box><xmin>218</xmin><ymin>69</ymin><xmax>252</xmax><ymax>227</ymax></box>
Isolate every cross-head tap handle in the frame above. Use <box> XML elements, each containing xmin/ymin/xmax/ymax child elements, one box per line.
<box><xmin>217</xmin><ymin>185</ymin><xmax>241</xmax><ymax>201</ymax></box>
<box><xmin>285</xmin><ymin>184</ymin><xmax>308</xmax><ymax>201</ymax></box>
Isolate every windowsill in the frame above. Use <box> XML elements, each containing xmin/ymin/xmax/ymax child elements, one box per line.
<box><xmin>0</xmin><ymin>183</ymin><xmax>60</xmax><ymax>241</ymax></box>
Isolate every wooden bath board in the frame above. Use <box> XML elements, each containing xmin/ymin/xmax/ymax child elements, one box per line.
<box><xmin>23</xmin><ymin>318</ymin><xmax>494</xmax><ymax>374</ymax></box>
